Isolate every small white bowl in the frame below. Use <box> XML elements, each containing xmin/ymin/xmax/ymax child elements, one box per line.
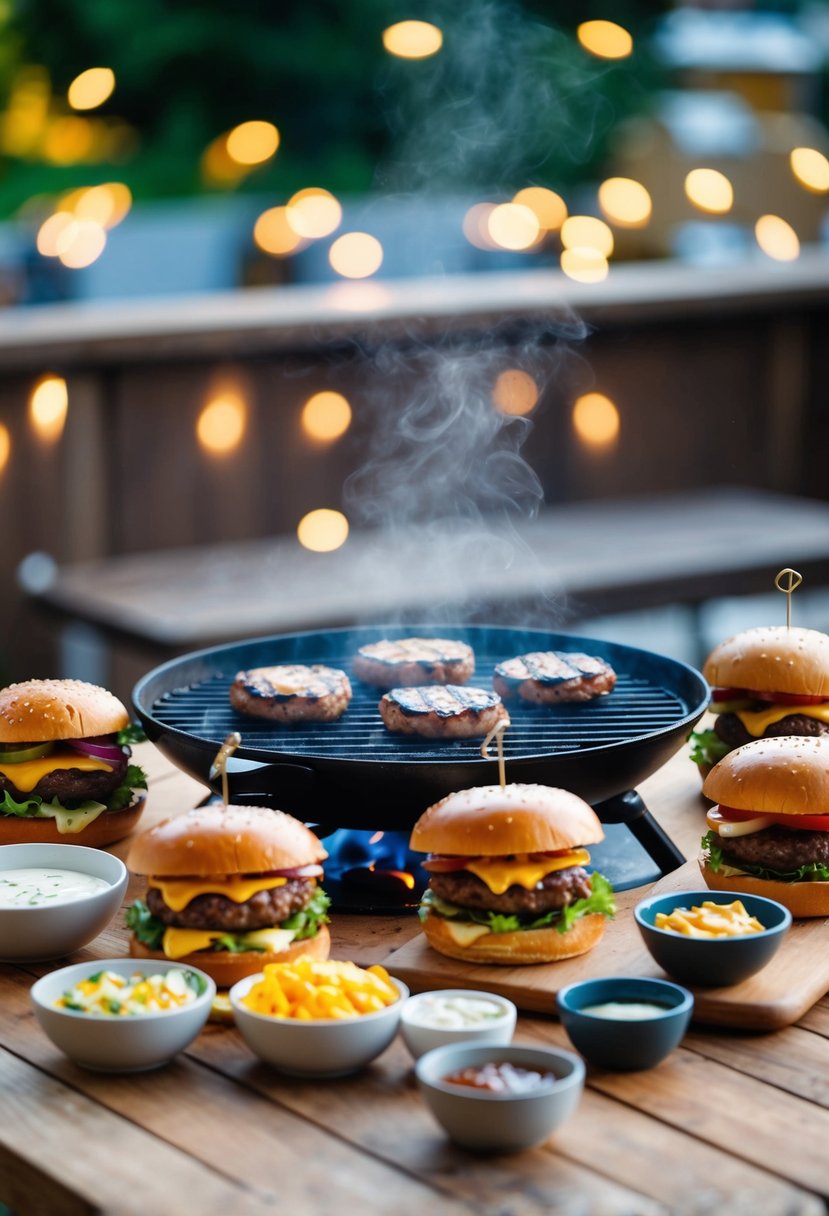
<box><xmin>0</xmin><ymin>843</ymin><xmax>127</xmax><ymax>961</ymax></box>
<box><xmin>31</xmin><ymin>959</ymin><xmax>215</xmax><ymax>1072</ymax></box>
<box><xmin>400</xmin><ymin>989</ymin><xmax>516</xmax><ymax>1060</ymax></box>
<box><xmin>416</xmin><ymin>1042</ymin><xmax>585</xmax><ymax>1152</ymax></box>
<box><xmin>229</xmin><ymin>973</ymin><xmax>409</xmax><ymax>1078</ymax></box>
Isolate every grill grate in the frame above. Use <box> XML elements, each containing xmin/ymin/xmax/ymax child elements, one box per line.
<box><xmin>150</xmin><ymin>652</ymin><xmax>688</xmax><ymax>763</ymax></box>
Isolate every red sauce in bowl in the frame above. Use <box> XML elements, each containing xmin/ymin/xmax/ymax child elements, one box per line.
<box><xmin>441</xmin><ymin>1061</ymin><xmax>557</xmax><ymax>1093</ymax></box>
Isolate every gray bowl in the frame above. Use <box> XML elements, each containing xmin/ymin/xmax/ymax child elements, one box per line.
<box><xmin>0</xmin><ymin>843</ymin><xmax>127</xmax><ymax>961</ymax></box>
<box><xmin>416</xmin><ymin>1042</ymin><xmax>585</xmax><ymax>1152</ymax></box>
<box><xmin>634</xmin><ymin>889</ymin><xmax>792</xmax><ymax>988</ymax></box>
<box><xmin>31</xmin><ymin>958</ymin><xmax>215</xmax><ymax>1071</ymax></box>
<box><xmin>557</xmin><ymin>976</ymin><xmax>693</xmax><ymax>1070</ymax></box>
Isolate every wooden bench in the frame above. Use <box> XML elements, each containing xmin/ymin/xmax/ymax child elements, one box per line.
<box><xmin>26</xmin><ymin>487</ymin><xmax>829</xmax><ymax>669</ymax></box>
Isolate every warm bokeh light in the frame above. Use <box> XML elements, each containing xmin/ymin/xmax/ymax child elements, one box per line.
<box><xmin>324</xmin><ymin>282</ymin><xmax>392</xmax><ymax>311</ymax></box>
<box><xmin>286</xmin><ymin>188</ymin><xmax>342</xmax><ymax>239</ymax></box>
<box><xmin>70</xmin><ymin>182</ymin><xmax>132</xmax><ymax>229</ymax></box>
<box><xmin>560</xmin><ymin>247</ymin><xmax>610</xmax><ymax>283</ymax></box>
<box><xmin>790</xmin><ymin>147</ymin><xmax>829</xmax><ymax>194</ymax></box>
<box><xmin>301</xmin><ymin>391</ymin><xmax>352</xmax><ymax>442</ymax></box>
<box><xmin>577</xmin><ymin>21</ymin><xmax>633</xmax><ymax>59</ymax></box>
<box><xmin>197</xmin><ymin>389</ymin><xmax>248</xmax><ymax>455</ymax></box>
<box><xmin>492</xmin><ymin>370</ymin><xmax>539</xmax><ymax>417</ymax></box>
<box><xmin>328</xmin><ymin>232</ymin><xmax>383</xmax><ymax>278</ymax></box>
<box><xmin>37</xmin><ymin>211</ymin><xmax>75</xmax><ymax>256</ymax></box>
<box><xmin>462</xmin><ymin>202</ymin><xmax>497</xmax><ymax>250</ymax></box>
<box><xmin>561</xmin><ymin>216</ymin><xmax>614</xmax><ymax>257</ymax></box>
<box><xmin>201</xmin><ymin>135</ymin><xmax>246</xmax><ymax>185</ymax></box>
<box><xmin>41</xmin><ymin>116</ymin><xmax>95</xmax><ymax>164</ymax></box>
<box><xmin>487</xmin><ymin>203</ymin><xmax>540</xmax><ymax>251</ymax></box>
<box><xmin>253</xmin><ymin>206</ymin><xmax>307</xmax><ymax>256</ymax></box>
<box><xmin>598</xmin><ymin>177</ymin><xmax>652</xmax><ymax>227</ymax></box>
<box><xmin>226</xmin><ymin>120</ymin><xmax>279</xmax><ymax>166</ymax></box>
<box><xmin>67</xmin><ymin>67</ymin><xmax>115</xmax><ymax>111</ymax></box>
<box><xmin>56</xmin><ymin>220</ymin><xmax>107</xmax><ymax>268</ymax></box>
<box><xmin>1</xmin><ymin>67</ymin><xmax>50</xmax><ymax>158</ymax></box>
<box><xmin>572</xmin><ymin>392</ymin><xmax>620</xmax><ymax>448</ymax></box>
<box><xmin>684</xmin><ymin>168</ymin><xmax>733</xmax><ymax>214</ymax></box>
<box><xmin>29</xmin><ymin>375</ymin><xmax>68</xmax><ymax>443</ymax></box>
<box><xmin>0</xmin><ymin>424</ymin><xmax>9</xmax><ymax>474</ymax></box>
<box><xmin>755</xmin><ymin>215</ymin><xmax>800</xmax><ymax>262</ymax></box>
<box><xmin>512</xmin><ymin>187</ymin><xmax>567</xmax><ymax>232</ymax></box>
<box><xmin>297</xmin><ymin>508</ymin><xmax>349</xmax><ymax>552</ymax></box>
<box><xmin>382</xmin><ymin>20</ymin><xmax>443</xmax><ymax>59</ymax></box>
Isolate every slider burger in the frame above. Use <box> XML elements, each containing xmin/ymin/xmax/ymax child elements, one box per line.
<box><xmin>410</xmin><ymin>784</ymin><xmax>615</xmax><ymax>964</ymax></box>
<box><xmin>126</xmin><ymin>805</ymin><xmax>331</xmax><ymax>987</ymax></box>
<box><xmin>0</xmin><ymin>679</ymin><xmax>147</xmax><ymax>845</ymax></box>
<box><xmin>690</xmin><ymin>626</ymin><xmax>829</xmax><ymax>776</ymax></box>
<box><xmin>701</xmin><ymin>736</ymin><xmax>829</xmax><ymax>917</ymax></box>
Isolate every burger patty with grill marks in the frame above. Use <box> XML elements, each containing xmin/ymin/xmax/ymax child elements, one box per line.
<box><xmin>717</xmin><ymin>828</ymin><xmax>829</xmax><ymax>873</ymax></box>
<box><xmin>428</xmin><ymin>866</ymin><xmax>592</xmax><ymax>917</ymax></box>
<box><xmin>0</xmin><ymin>759</ymin><xmax>126</xmax><ymax>805</ymax></box>
<box><xmin>715</xmin><ymin>712</ymin><xmax>829</xmax><ymax>749</ymax></box>
<box><xmin>147</xmin><ymin>877</ymin><xmax>315</xmax><ymax>932</ymax></box>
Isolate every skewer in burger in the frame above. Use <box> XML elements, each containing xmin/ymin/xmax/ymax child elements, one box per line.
<box><xmin>0</xmin><ymin>679</ymin><xmax>147</xmax><ymax>845</ymax></box>
<box><xmin>410</xmin><ymin>784</ymin><xmax>615</xmax><ymax>964</ymax></box>
<box><xmin>700</xmin><ymin>735</ymin><xmax>829</xmax><ymax>917</ymax></box>
<box><xmin>126</xmin><ymin>805</ymin><xmax>330</xmax><ymax>987</ymax></box>
<box><xmin>689</xmin><ymin>626</ymin><xmax>829</xmax><ymax>777</ymax></box>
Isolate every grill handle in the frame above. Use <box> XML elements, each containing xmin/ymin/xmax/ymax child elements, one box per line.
<box><xmin>209</xmin><ymin>757</ymin><xmax>316</xmax><ymax>804</ymax></box>
<box><xmin>594</xmin><ymin>790</ymin><xmax>685</xmax><ymax>876</ymax></box>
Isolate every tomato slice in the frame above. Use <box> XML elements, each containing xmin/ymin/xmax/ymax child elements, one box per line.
<box><xmin>711</xmin><ymin>688</ymin><xmax>747</xmax><ymax>703</ymax></box>
<box><xmin>716</xmin><ymin>804</ymin><xmax>829</xmax><ymax>832</ymax></box>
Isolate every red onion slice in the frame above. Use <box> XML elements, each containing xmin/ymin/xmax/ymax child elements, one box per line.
<box><xmin>68</xmin><ymin>736</ymin><xmax>127</xmax><ymax>763</ymax></box>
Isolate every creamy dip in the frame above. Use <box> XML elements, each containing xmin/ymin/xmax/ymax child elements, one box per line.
<box><xmin>0</xmin><ymin>868</ymin><xmax>110</xmax><ymax>908</ymax></box>
<box><xmin>406</xmin><ymin>993</ymin><xmax>507</xmax><ymax>1029</ymax></box>
<box><xmin>581</xmin><ymin>1001</ymin><xmax>671</xmax><ymax>1020</ymax></box>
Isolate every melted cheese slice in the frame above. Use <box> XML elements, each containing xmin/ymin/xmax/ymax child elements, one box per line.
<box><xmin>150</xmin><ymin>874</ymin><xmax>288</xmax><ymax>912</ymax></box>
<box><xmin>444</xmin><ymin>922</ymin><xmax>492</xmax><ymax>947</ymax></box>
<box><xmin>465</xmin><ymin>849</ymin><xmax>591</xmax><ymax>895</ymax></box>
<box><xmin>735</xmin><ymin>703</ymin><xmax>829</xmax><ymax>737</ymax></box>
<box><xmin>0</xmin><ymin>750</ymin><xmax>113</xmax><ymax>794</ymax></box>
<box><xmin>161</xmin><ymin>925</ymin><xmax>297</xmax><ymax>960</ymax></box>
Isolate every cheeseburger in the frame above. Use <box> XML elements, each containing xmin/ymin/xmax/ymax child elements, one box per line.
<box><xmin>410</xmin><ymin>784</ymin><xmax>615</xmax><ymax>964</ymax></box>
<box><xmin>0</xmin><ymin>678</ymin><xmax>147</xmax><ymax>845</ymax></box>
<box><xmin>700</xmin><ymin>736</ymin><xmax>829</xmax><ymax>917</ymax></box>
<box><xmin>690</xmin><ymin>626</ymin><xmax>829</xmax><ymax>775</ymax></box>
<box><xmin>126</xmin><ymin>805</ymin><xmax>331</xmax><ymax>987</ymax></box>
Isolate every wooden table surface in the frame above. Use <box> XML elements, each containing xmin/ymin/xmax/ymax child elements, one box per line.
<box><xmin>1</xmin><ymin>742</ymin><xmax>828</xmax><ymax>1216</ymax></box>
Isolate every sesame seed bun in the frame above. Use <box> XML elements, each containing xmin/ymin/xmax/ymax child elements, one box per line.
<box><xmin>0</xmin><ymin>679</ymin><xmax>129</xmax><ymax>743</ymax></box>
<box><xmin>702</xmin><ymin>736</ymin><xmax>829</xmax><ymax>816</ymax></box>
<box><xmin>703</xmin><ymin>626</ymin><xmax>829</xmax><ymax>697</ymax></box>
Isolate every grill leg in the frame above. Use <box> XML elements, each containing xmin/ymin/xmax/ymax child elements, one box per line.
<box><xmin>593</xmin><ymin>790</ymin><xmax>686</xmax><ymax>876</ymax></box>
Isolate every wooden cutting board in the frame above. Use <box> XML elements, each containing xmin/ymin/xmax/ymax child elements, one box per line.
<box><xmin>382</xmin><ymin>861</ymin><xmax>829</xmax><ymax>1030</ymax></box>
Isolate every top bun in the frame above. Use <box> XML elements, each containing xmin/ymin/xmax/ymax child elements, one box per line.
<box><xmin>410</xmin><ymin>783</ymin><xmax>605</xmax><ymax>856</ymax></box>
<box><xmin>703</xmin><ymin>736</ymin><xmax>829</xmax><ymax>817</ymax></box>
<box><xmin>703</xmin><ymin>626</ymin><xmax>829</xmax><ymax>697</ymax></box>
<box><xmin>0</xmin><ymin>679</ymin><xmax>129</xmax><ymax>744</ymax></box>
<box><xmin>127</xmin><ymin>804</ymin><xmax>328</xmax><ymax>877</ymax></box>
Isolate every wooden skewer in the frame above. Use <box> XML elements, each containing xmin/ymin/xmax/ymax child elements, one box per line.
<box><xmin>481</xmin><ymin>717</ymin><xmax>511</xmax><ymax>790</ymax></box>
<box><xmin>774</xmin><ymin>568</ymin><xmax>803</xmax><ymax>629</ymax></box>
<box><xmin>209</xmin><ymin>732</ymin><xmax>241</xmax><ymax>807</ymax></box>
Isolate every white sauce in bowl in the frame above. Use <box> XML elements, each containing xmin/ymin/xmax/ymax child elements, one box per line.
<box><xmin>0</xmin><ymin>868</ymin><xmax>110</xmax><ymax>908</ymax></box>
<box><xmin>405</xmin><ymin>993</ymin><xmax>508</xmax><ymax>1029</ymax></box>
<box><xmin>581</xmin><ymin>1001</ymin><xmax>670</xmax><ymax>1021</ymax></box>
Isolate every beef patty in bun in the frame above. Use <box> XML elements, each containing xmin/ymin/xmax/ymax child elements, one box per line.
<box><xmin>410</xmin><ymin>784</ymin><xmax>615</xmax><ymax>964</ymax></box>
<box><xmin>126</xmin><ymin>805</ymin><xmax>331</xmax><ymax>987</ymax></box>
<box><xmin>690</xmin><ymin>626</ymin><xmax>829</xmax><ymax>776</ymax></box>
<box><xmin>0</xmin><ymin>678</ymin><xmax>147</xmax><ymax>845</ymax></box>
<box><xmin>700</xmin><ymin>736</ymin><xmax>829</xmax><ymax>918</ymax></box>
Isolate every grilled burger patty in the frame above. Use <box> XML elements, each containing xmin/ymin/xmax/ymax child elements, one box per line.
<box><xmin>354</xmin><ymin>638</ymin><xmax>475</xmax><ymax>689</ymax></box>
<box><xmin>717</xmin><ymin>828</ymin><xmax>829</xmax><ymax>873</ymax></box>
<box><xmin>493</xmin><ymin>651</ymin><xmax>616</xmax><ymax>704</ymax></box>
<box><xmin>715</xmin><ymin>712</ymin><xmax>829</xmax><ymax>749</ymax></box>
<box><xmin>147</xmin><ymin>877</ymin><xmax>315</xmax><ymax>931</ymax></box>
<box><xmin>230</xmin><ymin>664</ymin><xmax>352</xmax><ymax>723</ymax></box>
<box><xmin>428</xmin><ymin>866</ymin><xmax>592</xmax><ymax>917</ymax></box>
<box><xmin>0</xmin><ymin>759</ymin><xmax>126</xmax><ymax>805</ymax></box>
<box><xmin>379</xmin><ymin>684</ymin><xmax>506</xmax><ymax>739</ymax></box>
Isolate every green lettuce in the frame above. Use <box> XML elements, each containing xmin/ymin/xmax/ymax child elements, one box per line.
<box><xmin>0</xmin><ymin>763</ymin><xmax>148</xmax><ymax>818</ymax></box>
<box><xmin>688</xmin><ymin>729</ymin><xmax>731</xmax><ymax>770</ymax></box>
<box><xmin>125</xmin><ymin>900</ymin><xmax>165</xmax><ymax>950</ymax></box>
<box><xmin>281</xmin><ymin>886</ymin><xmax>331</xmax><ymax>940</ymax></box>
<box><xmin>419</xmin><ymin>872</ymin><xmax>616</xmax><ymax>935</ymax></box>
<box><xmin>116</xmin><ymin>723</ymin><xmax>147</xmax><ymax>745</ymax></box>
<box><xmin>702</xmin><ymin>830</ymin><xmax>829</xmax><ymax>884</ymax></box>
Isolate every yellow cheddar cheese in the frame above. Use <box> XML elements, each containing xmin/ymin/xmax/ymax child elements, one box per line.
<box><xmin>734</xmin><ymin>702</ymin><xmax>829</xmax><ymax>737</ymax></box>
<box><xmin>161</xmin><ymin>925</ymin><xmax>297</xmax><ymax>960</ymax></box>
<box><xmin>149</xmin><ymin>874</ymin><xmax>288</xmax><ymax>912</ymax></box>
<box><xmin>444</xmin><ymin>922</ymin><xmax>492</xmax><ymax>947</ymax></box>
<box><xmin>0</xmin><ymin>750</ymin><xmax>113</xmax><ymax>793</ymax></box>
<box><xmin>464</xmin><ymin>849</ymin><xmax>591</xmax><ymax>895</ymax></box>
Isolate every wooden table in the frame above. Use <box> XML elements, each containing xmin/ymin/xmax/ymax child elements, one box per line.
<box><xmin>1</xmin><ymin>743</ymin><xmax>828</xmax><ymax>1216</ymax></box>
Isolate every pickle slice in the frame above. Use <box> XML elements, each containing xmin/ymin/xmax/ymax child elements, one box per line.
<box><xmin>0</xmin><ymin>741</ymin><xmax>55</xmax><ymax>764</ymax></box>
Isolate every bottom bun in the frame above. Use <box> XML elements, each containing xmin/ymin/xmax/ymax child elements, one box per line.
<box><xmin>130</xmin><ymin>923</ymin><xmax>331</xmax><ymax>989</ymax></box>
<box><xmin>699</xmin><ymin>859</ymin><xmax>829</xmax><ymax>919</ymax></box>
<box><xmin>421</xmin><ymin>911</ymin><xmax>605</xmax><ymax>965</ymax></box>
<box><xmin>0</xmin><ymin>797</ymin><xmax>146</xmax><ymax>847</ymax></box>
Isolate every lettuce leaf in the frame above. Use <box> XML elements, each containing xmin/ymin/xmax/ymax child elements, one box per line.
<box><xmin>0</xmin><ymin>764</ymin><xmax>148</xmax><ymax>817</ymax></box>
<box><xmin>125</xmin><ymin>901</ymin><xmax>165</xmax><ymax>950</ymax></box>
<box><xmin>281</xmin><ymin>886</ymin><xmax>331</xmax><ymax>941</ymax></box>
<box><xmin>117</xmin><ymin>723</ymin><xmax>146</xmax><ymax>745</ymax></box>
<box><xmin>108</xmin><ymin>764</ymin><xmax>148</xmax><ymax>811</ymax></box>
<box><xmin>419</xmin><ymin>872</ymin><xmax>616</xmax><ymax>935</ymax></box>
<box><xmin>702</xmin><ymin>830</ymin><xmax>829</xmax><ymax>883</ymax></box>
<box><xmin>688</xmin><ymin>729</ymin><xmax>730</xmax><ymax>769</ymax></box>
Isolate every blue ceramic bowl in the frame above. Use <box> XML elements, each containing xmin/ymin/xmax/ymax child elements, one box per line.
<box><xmin>634</xmin><ymin>889</ymin><xmax>792</xmax><ymax>988</ymax></box>
<box><xmin>557</xmin><ymin>976</ymin><xmax>693</xmax><ymax>1071</ymax></box>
